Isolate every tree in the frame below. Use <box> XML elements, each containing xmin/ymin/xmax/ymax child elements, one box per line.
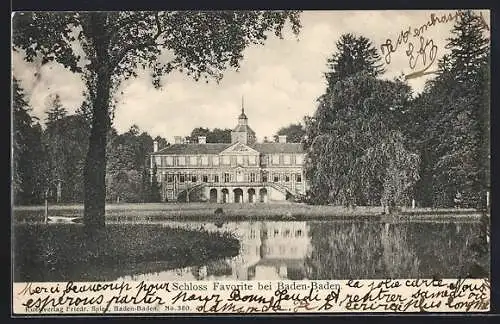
<box><xmin>407</xmin><ymin>10</ymin><xmax>490</xmax><ymax>208</ymax></box>
<box><xmin>274</xmin><ymin>122</ymin><xmax>305</xmax><ymax>143</ymax></box>
<box><xmin>187</xmin><ymin>127</ymin><xmax>231</xmax><ymax>143</ymax></box>
<box><xmin>39</xmin><ymin>113</ymin><xmax>91</xmax><ymax>203</ymax></box>
<box><xmin>13</xmin><ymin>11</ymin><xmax>302</xmax><ymax>230</ymax></box>
<box><xmin>45</xmin><ymin>94</ymin><xmax>68</xmax><ymax>124</ymax></box>
<box><xmin>324</xmin><ymin>33</ymin><xmax>385</xmax><ymax>92</ymax></box>
<box><xmin>42</xmin><ymin>94</ymin><xmax>69</xmax><ymax>203</ymax></box>
<box><xmin>150</xmin><ymin>164</ymin><xmax>162</xmax><ymax>202</ymax></box>
<box><xmin>12</xmin><ymin>78</ymin><xmax>31</xmax><ymax>200</ymax></box>
<box><xmin>154</xmin><ymin>135</ymin><xmax>169</xmax><ymax>151</ymax></box>
<box><xmin>208</xmin><ymin>128</ymin><xmax>232</xmax><ymax>143</ymax></box>
<box><xmin>13</xmin><ymin>78</ymin><xmax>47</xmax><ymax>205</ymax></box>
<box><xmin>188</xmin><ymin>127</ymin><xmax>210</xmax><ymax>143</ymax></box>
<box><xmin>305</xmin><ymin>73</ymin><xmax>419</xmax><ymax>210</ymax></box>
<box><xmin>305</xmin><ymin>33</ymin><xmax>389</xmax><ymax>206</ymax></box>
<box><xmin>444</xmin><ymin>10</ymin><xmax>489</xmax><ymax>83</ymax></box>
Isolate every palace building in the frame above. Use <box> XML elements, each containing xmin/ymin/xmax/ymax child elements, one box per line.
<box><xmin>150</xmin><ymin>103</ymin><xmax>307</xmax><ymax>203</ymax></box>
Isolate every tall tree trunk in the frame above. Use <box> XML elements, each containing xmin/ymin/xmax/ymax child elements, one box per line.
<box><xmin>83</xmin><ymin>12</ymin><xmax>111</xmax><ymax>232</ymax></box>
<box><xmin>83</xmin><ymin>70</ymin><xmax>111</xmax><ymax>230</ymax></box>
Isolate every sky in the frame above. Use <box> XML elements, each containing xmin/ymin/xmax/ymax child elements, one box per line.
<box><xmin>12</xmin><ymin>10</ymin><xmax>490</xmax><ymax>143</ymax></box>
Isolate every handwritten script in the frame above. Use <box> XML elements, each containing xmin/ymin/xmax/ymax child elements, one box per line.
<box><xmin>13</xmin><ymin>278</ymin><xmax>489</xmax><ymax>314</ymax></box>
<box><xmin>380</xmin><ymin>10</ymin><xmax>489</xmax><ymax>79</ymax></box>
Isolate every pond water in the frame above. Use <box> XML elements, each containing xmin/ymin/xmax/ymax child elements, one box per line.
<box><xmin>116</xmin><ymin>219</ymin><xmax>489</xmax><ymax>281</ymax></box>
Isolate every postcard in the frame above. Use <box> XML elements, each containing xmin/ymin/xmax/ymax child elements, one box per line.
<box><xmin>11</xmin><ymin>9</ymin><xmax>491</xmax><ymax>315</ymax></box>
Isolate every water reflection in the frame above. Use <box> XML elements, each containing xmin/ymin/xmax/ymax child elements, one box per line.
<box><xmin>118</xmin><ymin>219</ymin><xmax>488</xmax><ymax>281</ymax></box>
<box><xmin>120</xmin><ymin>221</ymin><xmax>312</xmax><ymax>281</ymax></box>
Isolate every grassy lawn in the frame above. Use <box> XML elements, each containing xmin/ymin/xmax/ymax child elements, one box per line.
<box><xmin>13</xmin><ymin>223</ymin><xmax>240</xmax><ymax>282</ymax></box>
<box><xmin>12</xmin><ymin>202</ymin><xmax>483</xmax><ymax>223</ymax></box>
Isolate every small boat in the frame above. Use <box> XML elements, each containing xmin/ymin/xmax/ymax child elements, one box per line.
<box><xmin>47</xmin><ymin>216</ymin><xmax>82</xmax><ymax>224</ymax></box>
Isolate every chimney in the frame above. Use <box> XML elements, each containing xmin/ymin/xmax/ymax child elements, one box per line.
<box><xmin>174</xmin><ymin>136</ymin><xmax>182</xmax><ymax>144</ymax></box>
<box><xmin>278</xmin><ymin>135</ymin><xmax>287</xmax><ymax>143</ymax></box>
<box><xmin>153</xmin><ymin>140</ymin><xmax>158</xmax><ymax>152</ymax></box>
<box><xmin>198</xmin><ymin>136</ymin><xmax>206</xmax><ymax>144</ymax></box>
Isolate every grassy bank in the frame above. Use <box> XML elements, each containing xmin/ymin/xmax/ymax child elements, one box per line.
<box><xmin>12</xmin><ymin>202</ymin><xmax>485</xmax><ymax>223</ymax></box>
<box><xmin>13</xmin><ymin>223</ymin><xmax>240</xmax><ymax>282</ymax></box>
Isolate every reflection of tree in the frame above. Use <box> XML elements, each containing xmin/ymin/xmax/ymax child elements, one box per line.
<box><xmin>405</xmin><ymin>222</ymin><xmax>488</xmax><ymax>278</ymax></box>
<box><xmin>305</xmin><ymin>221</ymin><xmax>488</xmax><ymax>280</ymax></box>
<box><xmin>381</xmin><ymin>224</ymin><xmax>420</xmax><ymax>278</ymax></box>
<box><xmin>306</xmin><ymin>222</ymin><xmax>385</xmax><ymax>279</ymax></box>
<box><xmin>206</xmin><ymin>259</ymin><xmax>233</xmax><ymax>277</ymax></box>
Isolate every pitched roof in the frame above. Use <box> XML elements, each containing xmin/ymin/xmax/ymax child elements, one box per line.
<box><xmin>151</xmin><ymin>143</ymin><xmax>231</xmax><ymax>155</ymax></box>
<box><xmin>152</xmin><ymin>142</ymin><xmax>304</xmax><ymax>155</ymax></box>
<box><xmin>251</xmin><ymin>143</ymin><xmax>304</xmax><ymax>153</ymax></box>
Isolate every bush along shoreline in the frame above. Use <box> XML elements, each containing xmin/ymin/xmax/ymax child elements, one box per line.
<box><xmin>13</xmin><ymin>223</ymin><xmax>240</xmax><ymax>282</ymax></box>
<box><xmin>12</xmin><ymin>203</ymin><xmax>486</xmax><ymax>224</ymax></box>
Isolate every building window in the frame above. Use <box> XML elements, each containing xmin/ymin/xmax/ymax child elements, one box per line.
<box><xmin>213</xmin><ymin>156</ymin><xmax>219</xmax><ymax>166</ymax></box>
<box><xmin>222</xmin><ymin>156</ymin><xmax>230</xmax><ymax>165</ymax></box>
<box><xmin>237</xmin><ymin>155</ymin><xmax>244</xmax><ymax>165</ymax></box>
<box><xmin>201</xmin><ymin>156</ymin><xmax>208</xmax><ymax>166</ymax></box>
<box><xmin>273</xmin><ymin>174</ymin><xmax>279</xmax><ymax>182</ymax></box>
<box><xmin>283</xmin><ymin>229</ymin><xmax>290</xmax><ymax>237</ymax></box>
<box><xmin>155</xmin><ymin>156</ymin><xmax>162</xmax><ymax>166</ymax></box>
<box><xmin>274</xmin><ymin>229</ymin><xmax>279</xmax><ymax>237</ymax></box>
<box><xmin>179</xmin><ymin>175</ymin><xmax>185</xmax><ymax>183</ymax></box>
<box><xmin>224</xmin><ymin>173</ymin><xmax>230</xmax><ymax>183</ymax></box>
<box><xmin>166</xmin><ymin>156</ymin><xmax>173</xmax><ymax>166</ymax></box>
<box><xmin>249</xmin><ymin>155</ymin><xmax>257</xmax><ymax>165</ymax></box>
<box><xmin>202</xmin><ymin>175</ymin><xmax>208</xmax><ymax>183</ymax></box>
<box><xmin>167</xmin><ymin>175</ymin><xmax>173</xmax><ymax>183</ymax></box>
<box><xmin>272</xmin><ymin>154</ymin><xmax>280</xmax><ymax>165</ymax></box>
<box><xmin>296</xmin><ymin>174</ymin><xmax>302</xmax><ymax>183</ymax></box>
<box><xmin>285</xmin><ymin>174</ymin><xmax>290</xmax><ymax>182</ymax></box>
<box><xmin>178</xmin><ymin>156</ymin><xmax>186</xmax><ymax>166</ymax></box>
<box><xmin>214</xmin><ymin>175</ymin><xmax>219</xmax><ymax>183</ymax></box>
<box><xmin>295</xmin><ymin>229</ymin><xmax>303</xmax><ymax>237</ymax></box>
<box><xmin>296</xmin><ymin>154</ymin><xmax>304</xmax><ymax>165</ymax></box>
<box><xmin>262</xmin><ymin>174</ymin><xmax>268</xmax><ymax>182</ymax></box>
<box><xmin>283</xmin><ymin>155</ymin><xmax>291</xmax><ymax>165</ymax></box>
<box><xmin>191</xmin><ymin>175</ymin><xmax>197</xmax><ymax>182</ymax></box>
<box><xmin>250</xmin><ymin>173</ymin><xmax>256</xmax><ymax>182</ymax></box>
<box><xmin>189</xmin><ymin>156</ymin><xmax>197</xmax><ymax>166</ymax></box>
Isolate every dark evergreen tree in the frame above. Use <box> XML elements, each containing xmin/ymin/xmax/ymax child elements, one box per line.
<box><xmin>42</xmin><ymin>95</ymin><xmax>69</xmax><ymax>203</ymax></box>
<box><xmin>408</xmin><ymin>10</ymin><xmax>490</xmax><ymax>208</ymax></box>
<box><xmin>324</xmin><ymin>33</ymin><xmax>385</xmax><ymax>92</ymax></box>
<box><xmin>13</xmin><ymin>78</ymin><xmax>47</xmax><ymax>204</ymax></box>
<box><xmin>12</xmin><ymin>78</ymin><xmax>31</xmax><ymax>201</ymax></box>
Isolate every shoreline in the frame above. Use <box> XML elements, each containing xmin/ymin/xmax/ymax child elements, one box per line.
<box><xmin>12</xmin><ymin>203</ymin><xmax>487</xmax><ymax>223</ymax></box>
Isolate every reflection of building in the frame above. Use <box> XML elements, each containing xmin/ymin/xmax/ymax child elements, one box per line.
<box><xmin>150</xmin><ymin>102</ymin><xmax>306</xmax><ymax>202</ymax></box>
<box><xmin>118</xmin><ymin>221</ymin><xmax>312</xmax><ymax>281</ymax></box>
<box><xmin>225</xmin><ymin>221</ymin><xmax>311</xmax><ymax>280</ymax></box>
